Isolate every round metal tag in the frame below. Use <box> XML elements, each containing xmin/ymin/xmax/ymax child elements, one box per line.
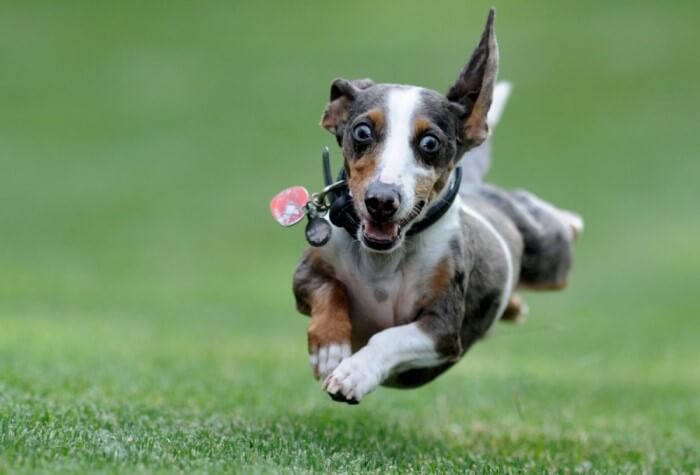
<box><xmin>305</xmin><ymin>217</ymin><xmax>332</xmax><ymax>247</ymax></box>
<box><xmin>269</xmin><ymin>186</ymin><xmax>310</xmax><ymax>227</ymax></box>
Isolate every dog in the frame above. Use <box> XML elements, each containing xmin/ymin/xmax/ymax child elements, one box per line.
<box><xmin>292</xmin><ymin>9</ymin><xmax>582</xmax><ymax>404</ymax></box>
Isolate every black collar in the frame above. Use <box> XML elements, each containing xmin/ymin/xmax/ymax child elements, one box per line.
<box><xmin>406</xmin><ymin>166</ymin><xmax>462</xmax><ymax>236</ymax></box>
<box><xmin>327</xmin><ymin>167</ymin><xmax>462</xmax><ymax>240</ymax></box>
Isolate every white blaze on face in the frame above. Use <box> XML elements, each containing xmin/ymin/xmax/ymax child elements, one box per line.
<box><xmin>377</xmin><ymin>87</ymin><xmax>428</xmax><ymax>218</ymax></box>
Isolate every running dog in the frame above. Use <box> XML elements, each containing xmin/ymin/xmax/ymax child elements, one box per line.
<box><xmin>293</xmin><ymin>9</ymin><xmax>583</xmax><ymax>404</ymax></box>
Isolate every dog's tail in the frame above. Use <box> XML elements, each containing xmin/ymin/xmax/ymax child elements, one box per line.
<box><xmin>459</xmin><ymin>81</ymin><xmax>512</xmax><ymax>184</ymax></box>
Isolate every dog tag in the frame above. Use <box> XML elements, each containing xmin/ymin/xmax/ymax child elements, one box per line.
<box><xmin>305</xmin><ymin>213</ymin><xmax>332</xmax><ymax>247</ymax></box>
<box><xmin>270</xmin><ymin>186</ymin><xmax>310</xmax><ymax>227</ymax></box>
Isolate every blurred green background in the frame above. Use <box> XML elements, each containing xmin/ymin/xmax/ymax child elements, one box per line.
<box><xmin>1</xmin><ymin>0</ymin><xmax>699</xmax><ymax>472</ymax></box>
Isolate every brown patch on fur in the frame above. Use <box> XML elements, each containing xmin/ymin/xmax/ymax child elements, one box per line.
<box><xmin>412</xmin><ymin>117</ymin><xmax>432</xmax><ymax>137</ymax></box>
<box><xmin>428</xmin><ymin>257</ymin><xmax>453</xmax><ymax>302</ymax></box>
<box><xmin>367</xmin><ymin>108</ymin><xmax>385</xmax><ymax>131</ymax></box>
<box><xmin>347</xmin><ymin>149</ymin><xmax>380</xmax><ymax>209</ymax></box>
<box><xmin>464</xmin><ymin>101</ymin><xmax>490</xmax><ymax>145</ymax></box>
<box><xmin>417</xmin><ymin>257</ymin><xmax>454</xmax><ymax>309</ymax></box>
<box><xmin>293</xmin><ymin>248</ymin><xmax>352</xmax><ymax>378</ymax></box>
<box><xmin>446</xmin><ymin>9</ymin><xmax>498</xmax><ymax>150</ymax></box>
<box><xmin>414</xmin><ymin>174</ymin><xmax>435</xmax><ymax>203</ymax></box>
<box><xmin>307</xmin><ymin>280</ymin><xmax>352</xmax><ymax>353</ymax></box>
<box><xmin>431</xmin><ymin>167</ymin><xmax>454</xmax><ymax>200</ymax></box>
<box><xmin>414</xmin><ymin>166</ymin><xmax>454</xmax><ymax>204</ymax></box>
<box><xmin>500</xmin><ymin>293</ymin><xmax>528</xmax><ymax>324</ymax></box>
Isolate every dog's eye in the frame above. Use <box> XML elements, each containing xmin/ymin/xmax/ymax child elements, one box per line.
<box><xmin>352</xmin><ymin>124</ymin><xmax>373</xmax><ymax>143</ymax></box>
<box><xmin>418</xmin><ymin>134</ymin><xmax>441</xmax><ymax>154</ymax></box>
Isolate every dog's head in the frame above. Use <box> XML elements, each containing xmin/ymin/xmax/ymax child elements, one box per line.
<box><xmin>320</xmin><ymin>10</ymin><xmax>499</xmax><ymax>253</ymax></box>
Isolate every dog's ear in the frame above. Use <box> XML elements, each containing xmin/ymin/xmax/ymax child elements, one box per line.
<box><xmin>446</xmin><ymin>9</ymin><xmax>498</xmax><ymax>148</ymax></box>
<box><xmin>321</xmin><ymin>78</ymin><xmax>374</xmax><ymax>138</ymax></box>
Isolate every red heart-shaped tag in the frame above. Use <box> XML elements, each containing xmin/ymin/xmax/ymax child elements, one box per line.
<box><xmin>270</xmin><ymin>186</ymin><xmax>310</xmax><ymax>227</ymax></box>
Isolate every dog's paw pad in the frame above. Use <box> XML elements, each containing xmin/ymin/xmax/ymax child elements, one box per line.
<box><xmin>328</xmin><ymin>391</ymin><xmax>359</xmax><ymax>405</ymax></box>
<box><xmin>309</xmin><ymin>342</ymin><xmax>351</xmax><ymax>380</ymax></box>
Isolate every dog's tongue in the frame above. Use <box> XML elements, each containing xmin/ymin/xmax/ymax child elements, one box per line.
<box><xmin>363</xmin><ymin>220</ymin><xmax>400</xmax><ymax>242</ymax></box>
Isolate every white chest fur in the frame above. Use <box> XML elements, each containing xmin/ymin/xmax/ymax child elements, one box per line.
<box><xmin>318</xmin><ymin>201</ymin><xmax>461</xmax><ymax>346</ymax></box>
<box><xmin>339</xmin><ymin>254</ymin><xmax>422</xmax><ymax>334</ymax></box>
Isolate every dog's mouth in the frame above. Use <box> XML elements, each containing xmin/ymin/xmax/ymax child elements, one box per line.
<box><xmin>360</xmin><ymin>201</ymin><xmax>426</xmax><ymax>252</ymax></box>
<box><xmin>361</xmin><ymin>220</ymin><xmax>400</xmax><ymax>250</ymax></box>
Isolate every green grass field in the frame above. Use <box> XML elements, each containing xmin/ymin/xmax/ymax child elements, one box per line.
<box><xmin>1</xmin><ymin>1</ymin><xmax>699</xmax><ymax>472</ymax></box>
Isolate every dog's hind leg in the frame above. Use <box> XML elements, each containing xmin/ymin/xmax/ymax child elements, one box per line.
<box><xmin>510</xmin><ymin>190</ymin><xmax>583</xmax><ymax>289</ymax></box>
<box><xmin>470</xmin><ymin>185</ymin><xmax>582</xmax><ymax>290</ymax></box>
<box><xmin>500</xmin><ymin>293</ymin><xmax>529</xmax><ymax>323</ymax></box>
<box><xmin>513</xmin><ymin>190</ymin><xmax>584</xmax><ymax>240</ymax></box>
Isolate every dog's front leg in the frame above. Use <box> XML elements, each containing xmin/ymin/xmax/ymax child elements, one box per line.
<box><xmin>323</xmin><ymin>269</ymin><xmax>466</xmax><ymax>403</ymax></box>
<box><xmin>322</xmin><ymin>318</ymin><xmax>462</xmax><ymax>402</ymax></box>
<box><xmin>293</xmin><ymin>250</ymin><xmax>352</xmax><ymax>380</ymax></box>
<box><xmin>306</xmin><ymin>280</ymin><xmax>352</xmax><ymax>380</ymax></box>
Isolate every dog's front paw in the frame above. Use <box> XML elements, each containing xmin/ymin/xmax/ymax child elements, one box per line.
<box><xmin>322</xmin><ymin>354</ymin><xmax>381</xmax><ymax>403</ymax></box>
<box><xmin>309</xmin><ymin>342</ymin><xmax>351</xmax><ymax>380</ymax></box>
<box><xmin>307</xmin><ymin>315</ymin><xmax>352</xmax><ymax>380</ymax></box>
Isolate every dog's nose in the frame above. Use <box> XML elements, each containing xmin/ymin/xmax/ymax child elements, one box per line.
<box><xmin>365</xmin><ymin>183</ymin><xmax>401</xmax><ymax>222</ymax></box>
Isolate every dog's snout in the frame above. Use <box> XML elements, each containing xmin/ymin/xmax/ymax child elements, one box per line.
<box><xmin>365</xmin><ymin>183</ymin><xmax>401</xmax><ymax>222</ymax></box>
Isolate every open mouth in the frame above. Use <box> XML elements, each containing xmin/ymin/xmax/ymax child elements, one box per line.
<box><xmin>360</xmin><ymin>201</ymin><xmax>426</xmax><ymax>251</ymax></box>
<box><xmin>361</xmin><ymin>220</ymin><xmax>401</xmax><ymax>250</ymax></box>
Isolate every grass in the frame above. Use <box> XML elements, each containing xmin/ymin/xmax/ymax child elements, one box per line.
<box><xmin>1</xmin><ymin>0</ymin><xmax>699</xmax><ymax>472</ymax></box>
